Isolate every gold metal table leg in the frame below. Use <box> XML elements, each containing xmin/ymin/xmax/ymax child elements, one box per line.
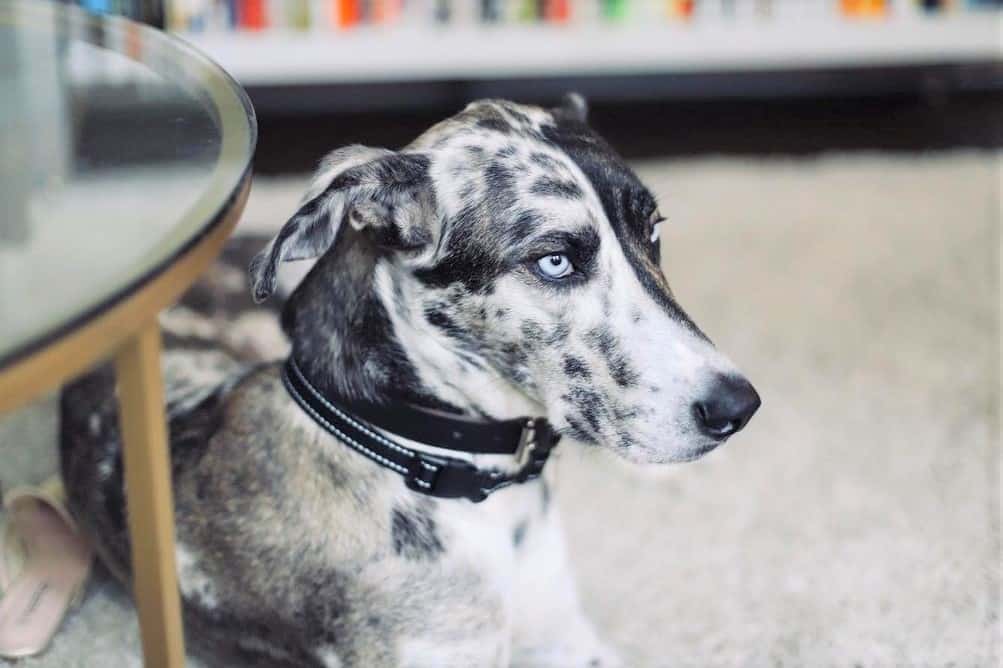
<box><xmin>114</xmin><ymin>322</ymin><xmax>185</xmax><ymax>668</ymax></box>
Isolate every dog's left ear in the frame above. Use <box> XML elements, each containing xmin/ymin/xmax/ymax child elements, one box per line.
<box><xmin>552</xmin><ymin>92</ymin><xmax>588</xmax><ymax>124</ymax></box>
<box><xmin>249</xmin><ymin>145</ymin><xmax>434</xmax><ymax>302</ymax></box>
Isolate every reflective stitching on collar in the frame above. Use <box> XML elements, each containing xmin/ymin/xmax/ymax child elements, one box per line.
<box><xmin>288</xmin><ymin>358</ymin><xmax>415</xmax><ymax>458</ymax></box>
<box><xmin>282</xmin><ymin>366</ymin><xmax>425</xmax><ymax>483</ymax></box>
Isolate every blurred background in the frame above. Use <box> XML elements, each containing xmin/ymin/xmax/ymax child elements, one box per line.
<box><xmin>60</xmin><ymin>0</ymin><xmax>1002</xmax><ymax>163</ymax></box>
<box><xmin>1</xmin><ymin>0</ymin><xmax>1000</xmax><ymax>666</ymax></box>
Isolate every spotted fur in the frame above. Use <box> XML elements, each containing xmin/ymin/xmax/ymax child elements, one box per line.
<box><xmin>60</xmin><ymin>95</ymin><xmax>756</xmax><ymax>667</ymax></box>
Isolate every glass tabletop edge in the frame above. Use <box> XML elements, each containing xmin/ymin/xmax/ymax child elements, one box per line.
<box><xmin>0</xmin><ymin>166</ymin><xmax>255</xmax><ymax>375</ymax></box>
<box><xmin>0</xmin><ymin>1</ymin><xmax>258</xmax><ymax>376</ymax></box>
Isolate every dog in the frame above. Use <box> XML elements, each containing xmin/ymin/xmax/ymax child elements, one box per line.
<box><xmin>60</xmin><ymin>95</ymin><xmax>760</xmax><ymax>667</ymax></box>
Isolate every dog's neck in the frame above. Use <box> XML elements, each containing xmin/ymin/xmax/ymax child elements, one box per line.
<box><xmin>281</xmin><ymin>230</ymin><xmax>539</xmax><ymax>421</ymax></box>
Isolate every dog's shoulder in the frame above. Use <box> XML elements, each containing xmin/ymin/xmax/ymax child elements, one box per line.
<box><xmin>171</xmin><ymin>361</ymin><xmax>293</xmax><ymax>484</ymax></box>
<box><xmin>172</xmin><ymin>361</ymin><xmax>403</xmax><ymax>545</ymax></box>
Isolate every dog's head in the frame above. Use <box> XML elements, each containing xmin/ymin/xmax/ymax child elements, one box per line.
<box><xmin>251</xmin><ymin>96</ymin><xmax>759</xmax><ymax>464</ymax></box>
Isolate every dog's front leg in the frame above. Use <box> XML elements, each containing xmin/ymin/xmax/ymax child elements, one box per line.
<box><xmin>509</xmin><ymin>484</ymin><xmax>622</xmax><ymax>668</ymax></box>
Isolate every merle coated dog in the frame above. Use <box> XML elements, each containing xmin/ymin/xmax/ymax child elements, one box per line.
<box><xmin>60</xmin><ymin>95</ymin><xmax>760</xmax><ymax>667</ymax></box>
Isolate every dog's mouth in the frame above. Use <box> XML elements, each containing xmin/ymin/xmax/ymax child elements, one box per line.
<box><xmin>615</xmin><ymin>437</ymin><xmax>728</xmax><ymax>465</ymax></box>
<box><xmin>673</xmin><ymin>440</ymin><xmax>725</xmax><ymax>463</ymax></box>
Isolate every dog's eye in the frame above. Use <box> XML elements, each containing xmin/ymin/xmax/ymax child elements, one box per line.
<box><xmin>536</xmin><ymin>253</ymin><xmax>574</xmax><ymax>279</ymax></box>
<box><xmin>650</xmin><ymin>212</ymin><xmax>665</xmax><ymax>244</ymax></box>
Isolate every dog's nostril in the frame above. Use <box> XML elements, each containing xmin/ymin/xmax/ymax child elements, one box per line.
<box><xmin>693</xmin><ymin>375</ymin><xmax>761</xmax><ymax>439</ymax></box>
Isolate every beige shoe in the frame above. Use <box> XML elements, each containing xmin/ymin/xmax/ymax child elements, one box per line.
<box><xmin>0</xmin><ymin>476</ymin><xmax>92</xmax><ymax>658</ymax></box>
<box><xmin>0</xmin><ymin>509</ymin><xmax>26</xmax><ymax>595</ymax></box>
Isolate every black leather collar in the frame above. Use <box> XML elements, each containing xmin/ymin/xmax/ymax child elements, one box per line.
<box><xmin>282</xmin><ymin>357</ymin><xmax>560</xmax><ymax>502</ymax></box>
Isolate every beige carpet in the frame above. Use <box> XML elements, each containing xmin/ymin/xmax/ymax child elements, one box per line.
<box><xmin>1</xmin><ymin>151</ymin><xmax>999</xmax><ymax>667</ymax></box>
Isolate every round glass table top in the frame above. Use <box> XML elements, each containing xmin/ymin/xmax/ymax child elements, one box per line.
<box><xmin>0</xmin><ymin>0</ymin><xmax>256</xmax><ymax>369</ymax></box>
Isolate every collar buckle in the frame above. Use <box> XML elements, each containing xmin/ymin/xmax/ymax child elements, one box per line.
<box><xmin>406</xmin><ymin>454</ymin><xmax>490</xmax><ymax>502</ymax></box>
<box><xmin>515</xmin><ymin>419</ymin><xmax>539</xmax><ymax>468</ymax></box>
<box><xmin>514</xmin><ymin>418</ymin><xmax>558</xmax><ymax>483</ymax></box>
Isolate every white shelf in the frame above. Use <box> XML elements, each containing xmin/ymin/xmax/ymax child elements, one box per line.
<box><xmin>179</xmin><ymin>14</ymin><xmax>1002</xmax><ymax>87</ymax></box>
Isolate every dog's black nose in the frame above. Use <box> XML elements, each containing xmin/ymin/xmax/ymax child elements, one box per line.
<box><xmin>693</xmin><ymin>375</ymin><xmax>761</xmax><ymax>439</ymax></box>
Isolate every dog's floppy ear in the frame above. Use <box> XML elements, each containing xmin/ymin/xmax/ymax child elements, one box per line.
<box><xmin>249</xmin><ymin>145</ymin><xmax>434</xmax><ymax>302</ymax></box>
<box><xmin>552</xmin><ymin>92</ymin><xmax>588</xmax><ymax>124</ymax></box>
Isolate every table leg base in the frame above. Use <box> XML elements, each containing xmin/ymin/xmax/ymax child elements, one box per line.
<box><xmin>115</xmin><ymin>322</ymin><xmax>186</xmax><ymax>668</ymax></box>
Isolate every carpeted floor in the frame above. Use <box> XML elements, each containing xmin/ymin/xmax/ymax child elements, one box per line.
<box><xmin>0</xmin><ymin>151</ymin><xmax>999</xmax><ymax>667</ymax></box>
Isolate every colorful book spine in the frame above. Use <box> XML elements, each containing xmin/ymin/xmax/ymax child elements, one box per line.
<box><xmin>667</xmin><ymin>0</ymin><xmax>695</xmax><ymax>19</ymax></box>
<box><xmin>601</xmin><ymin>0</ymin><xmax>630</xmax><ymax>21</ymax></box>
<box><xmin>335</xmin><ymin>0</ymin><xmax>362</xmax><ymax>27</ymax></box>
<box><xmin>373</xmin><ymin>0</ymin><xmax>404</xmax><ymax>23</ymax></box>
<box><xmin>840</xmin><ymin>0</ymin><xmax>889</xmax><ymax>17</ymax></box>
<box><xmin>433</xmin><ymin>0</ymin><xmax>451</xmax><ymax>24</ymax></box>
<box><xmin>916</xmin><ymin>0</ymin><xmax>953</xmax><ymax>10</ymax></box>
<box><xmin>481</xmin><ymin>0</ymin><xmax>503</xmax><ymax>22</ymax></box>
<box><xmin>285</xmin><ymin>0</ymin><xmax>311</xmax><ymax>29</ymax></box>
<box><xmin>516</xmin><ymin>0</ymin><xmax>539</xmax><ymax>22</ymax></box>
<box><xmin>544</xmin><ymin>0</ymin><xmax>571</xmax><ymax>22</ymax></box>
<box><xmin>80</xmin><ymin>0</ymin><xmax>113</xmax><ymax>13</ymax></box>
<box><xmin>239</xmin><ymin>0</ymin><xmax>267</xmax><ymax>29</ymax></box>
<box><xmin>156</xmin><ymin>0</ymin><xmax>1001</xmax><ymax>35</ymax></box>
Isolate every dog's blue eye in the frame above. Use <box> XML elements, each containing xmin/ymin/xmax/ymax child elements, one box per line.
<box><xmin>650</xmin><ymin>213</ymin><xmax>665</xmax><ymax>244</ymax></box>
<box><xmin>536</xmin><ymin>253</ymin><xmax>574</xmax><ymax>279</ymax></box>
